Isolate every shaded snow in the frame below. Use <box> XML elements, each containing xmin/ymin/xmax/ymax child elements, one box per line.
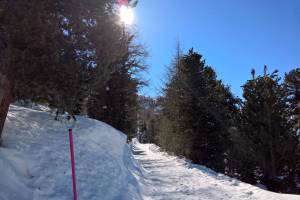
<box><xmin>0</xmin><ymin>105</ymin><xmax>140</xmax><ymax>200</ymax></box>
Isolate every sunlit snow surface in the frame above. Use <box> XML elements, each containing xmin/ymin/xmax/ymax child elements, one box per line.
<box><xmin>0</xmin><ymin>105</ymin><xmax>299</xmax><ymax>200</ymax></box>
<box><xmin>132</xmin><ymin>141</ymin><xmax>300</xmax><ymax>200</ymax></box>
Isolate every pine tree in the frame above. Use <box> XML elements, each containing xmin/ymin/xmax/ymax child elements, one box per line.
<box><xmin>87</xmin><ymin>33</ymin><xmax>146</xmax><ymax>139</ymax></box>
<box><xmin>48</xmin><ymin>0</ymin><xmax>130</xmax><ymax>116</ymax></box>
<box><xmin>285</xmin><ymin>68</ymin><xmax>300</xmax><ymax>133</ymax></box>
<box><xmin>87</xmin><ymin>67</ymin><xmax>139</xmax><ymax>137</ymax></box>
<box><xmin>236</xmin><ymin>67</ymin><xmax>299</xmax><ymax>192</ymax></box>
<box><xmin>284</xmin><ymin>68</ymin><xmax>300</xmax><ymax>192</ymax></box>
<box><xmin>159</xmin><ymin>48</ymin><xmax>238</xmax><ymax>171</ymax></box>
<box><xmin>0</xmin><ymin>0</ymin><xmax>64</xmax><ymax>136</ymax></box>
<box><xmin>0</xmin><ymin>0</ymin><xmax>139</xmax><ymax>139</ymax></box>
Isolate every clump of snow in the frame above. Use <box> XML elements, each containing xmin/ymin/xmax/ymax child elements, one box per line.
<box><xmin>13</xmin><ymin>101</ymin><xmax>51</xmax><ymax>112</ymax></box>
<box><xmin>0</xmin><ymin>105</ymin><xmax>140</xmax><ymax>200</ymax></box>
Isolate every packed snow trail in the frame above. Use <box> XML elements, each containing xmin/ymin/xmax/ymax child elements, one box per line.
<box><xmin>132</xmin><ymin>139</ymin><xmax>300</xmax><ymax>200</ymax></box>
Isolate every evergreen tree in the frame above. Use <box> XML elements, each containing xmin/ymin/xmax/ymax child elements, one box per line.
<box><xmin>285</xmin><ymin>68</ymin><xmax>300</xmax><ymax>133</ymax></box>
<box><xmin>0</xmin><ymin>0</ymin><xmax>139</xmax><ymax>138</ymax></box>
<box><xmin>0</xmin><ymin>0</ymin><xmax>64</xmax><ymax>135</ymax></box>
<box><xmin>235</xmin><ymin>67</ymin><xmax>299</xmax><ymax>192</ymax></box>
<box><xmin>159</xmin><ymin>48</ymin><xmax>238</xmax><ymax>171</ymax></box>
<box><xmin>284</xmin><ymin>68</ymin><xmax>300</xmax><ymax>192</ymax></box>
<box><xmin>87</xmin><ymin>34</ymin><xmax>146</xmax><ymax>139</ymax></box>
<box><xmin>47</xmin><ymin>0</ymin><xmax>131</xmax><ymax>116</ymax></box>
<box><xmin>0</xmin><ymin>0</ymin><xmax>59</xmax><ymax>95</ymax></box>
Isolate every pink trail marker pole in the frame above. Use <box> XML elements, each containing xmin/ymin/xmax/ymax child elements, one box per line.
<box><xmin>69</xmin><ymin>128</ymin><xmax>78</xmax><ymax>200</ymax></box>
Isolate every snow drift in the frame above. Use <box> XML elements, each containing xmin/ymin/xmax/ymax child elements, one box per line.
<box><xmin>0</xmin><ymin>105</ymin><xmax>140</xmax><ymax>200</ymax></box>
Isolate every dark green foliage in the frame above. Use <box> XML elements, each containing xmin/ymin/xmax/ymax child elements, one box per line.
<box><xmin>46</xmin><ymin>0</ymin><xmax>132</xmax><ymax>115</ymax></box>
<box><xmin>87</xmin><ymin>35</ymin><xmax>146</xmax><ymax>139</ymax></box>
<box><xmin>0</xmin><ymin>0</ymin><xmax>146</xmax><ymax>142</ymax></box>
<box><xmin>285</xmin><ymin>68</ymin><xmax>300</xmax><ymax>132</ymax></box>
<box><xmin>0</xmin><ymin>0</ymin><xmax>136</xmax><ymax>117</ymax></box>
<box><xmin>0</xmin><ymin>0</ymin><xmax>61</xmax><ymax>98</ymax></box>
<box><xmin>158</xmin><ymin>48</ymin><xmax>238</xmax><ymax>172</ymax></box>
<box><xmin>230</xmin><ymin>67</ymin><xmax>299</xmax><ymax>193</ymax></box>
<box><xmin>284</xmin><ymin>68</ymin><xmax>300</xmax><ymax>192</ymax></box>
<box><xmin>87</xmin><ymin>67</ymin><xmax>139</xmax><ymax>138</ymax></box>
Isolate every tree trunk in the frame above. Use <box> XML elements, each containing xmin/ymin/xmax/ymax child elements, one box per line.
<box><xmin>0</xmin><ymin>74</ymin><xmax>13</xmax><ymax>143</ymax></box>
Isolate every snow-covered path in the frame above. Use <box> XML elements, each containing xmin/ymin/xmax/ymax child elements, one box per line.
<box><xmin>1</xmin><ymin>105</ymin><xmax>300</xmax><ymax>200</ymax></box>
<box><xmin>132</xmin><ymin>140</ymin><xmax>300</xmax><ymax>200</ymax></box>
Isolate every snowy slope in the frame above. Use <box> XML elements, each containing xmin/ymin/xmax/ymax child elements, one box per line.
<box><xmin>132</xmin><ymin>139</ymin><xmax>300</xmax><ymax>200</ymax></box>
<box><xmin>0</xmin><ymin>105</ymin><xmax>140</xmax><ymax>200</ymax></box>
<box><xmin>1</xmin><ymin>105</ymin><xmax>300</xmax><ymax>200</ymax></box>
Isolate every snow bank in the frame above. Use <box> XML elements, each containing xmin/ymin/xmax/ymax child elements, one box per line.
<box><xmin>0</xmin><ymin>105</ymin><xmax>140</xmax><ymax>200</ymax></box>
<box><xmin>0</xmin><ymin>148</ymin><xmax>32</xmax><ymax>200</ymax></box>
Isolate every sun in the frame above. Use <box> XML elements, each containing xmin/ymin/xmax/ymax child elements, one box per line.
<box><xmin>119</xmin><ymin>5</ymin><xmax>134</xmax><ymax>25</ymax></box>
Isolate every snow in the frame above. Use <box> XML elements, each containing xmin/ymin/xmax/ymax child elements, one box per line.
<box><xmin>0</xmin><ymin>105</ymin><xmax>140</xmax><ymax>200</ymax></box>
<box><xmin>131</xmin><ymin>139</ymin><xmax>300</xmax><ymax>200</ymax></box>
<box><xmin>0</xmin><ymin>105</ymin><xmax>299</xmax><ymax>200</ymax></box>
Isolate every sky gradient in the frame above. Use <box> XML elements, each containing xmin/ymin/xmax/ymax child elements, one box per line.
<box><xmin>135</xmin><ymin>0</ymin><xmax>300</xmax><ymax>98</ymax></box>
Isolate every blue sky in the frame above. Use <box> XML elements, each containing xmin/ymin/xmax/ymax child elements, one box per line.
<box><xmin>134</xmin><ymin>0</ymin><xmax>300</xmax><ymax>98</ymax></box>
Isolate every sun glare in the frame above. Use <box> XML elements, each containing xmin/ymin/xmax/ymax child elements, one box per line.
<box><xmin>119</xmin><ymin>5</ymin><xmax>134</xmax><ymax>25</ymax></box>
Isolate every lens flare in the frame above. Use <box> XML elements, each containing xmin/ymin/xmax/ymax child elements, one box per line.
<box><xmin>118</xmin><ymin>0</ymin><xmax>129</xmax><ymax>6</ymax></box>
<box><xmin>119</xmin><ymin>5</ymin><xmax>134</xmax><ymax>25</ymax></box>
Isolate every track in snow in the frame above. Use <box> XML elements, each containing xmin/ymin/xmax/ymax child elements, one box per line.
<box><xmin>1</xmin><ymin>105</ymin><xmax>299</xmax><ymax>200</ymax></box>
<box><xmin>132</xmin><ymin>140</ymin><xmax>299</xmax><ymax>200</ymax></box>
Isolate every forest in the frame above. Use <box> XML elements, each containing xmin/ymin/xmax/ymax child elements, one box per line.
<box><xmin>0</xmin><ymin>0</ymin><xmax>299</xmax><ymax>195</ymax></box>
